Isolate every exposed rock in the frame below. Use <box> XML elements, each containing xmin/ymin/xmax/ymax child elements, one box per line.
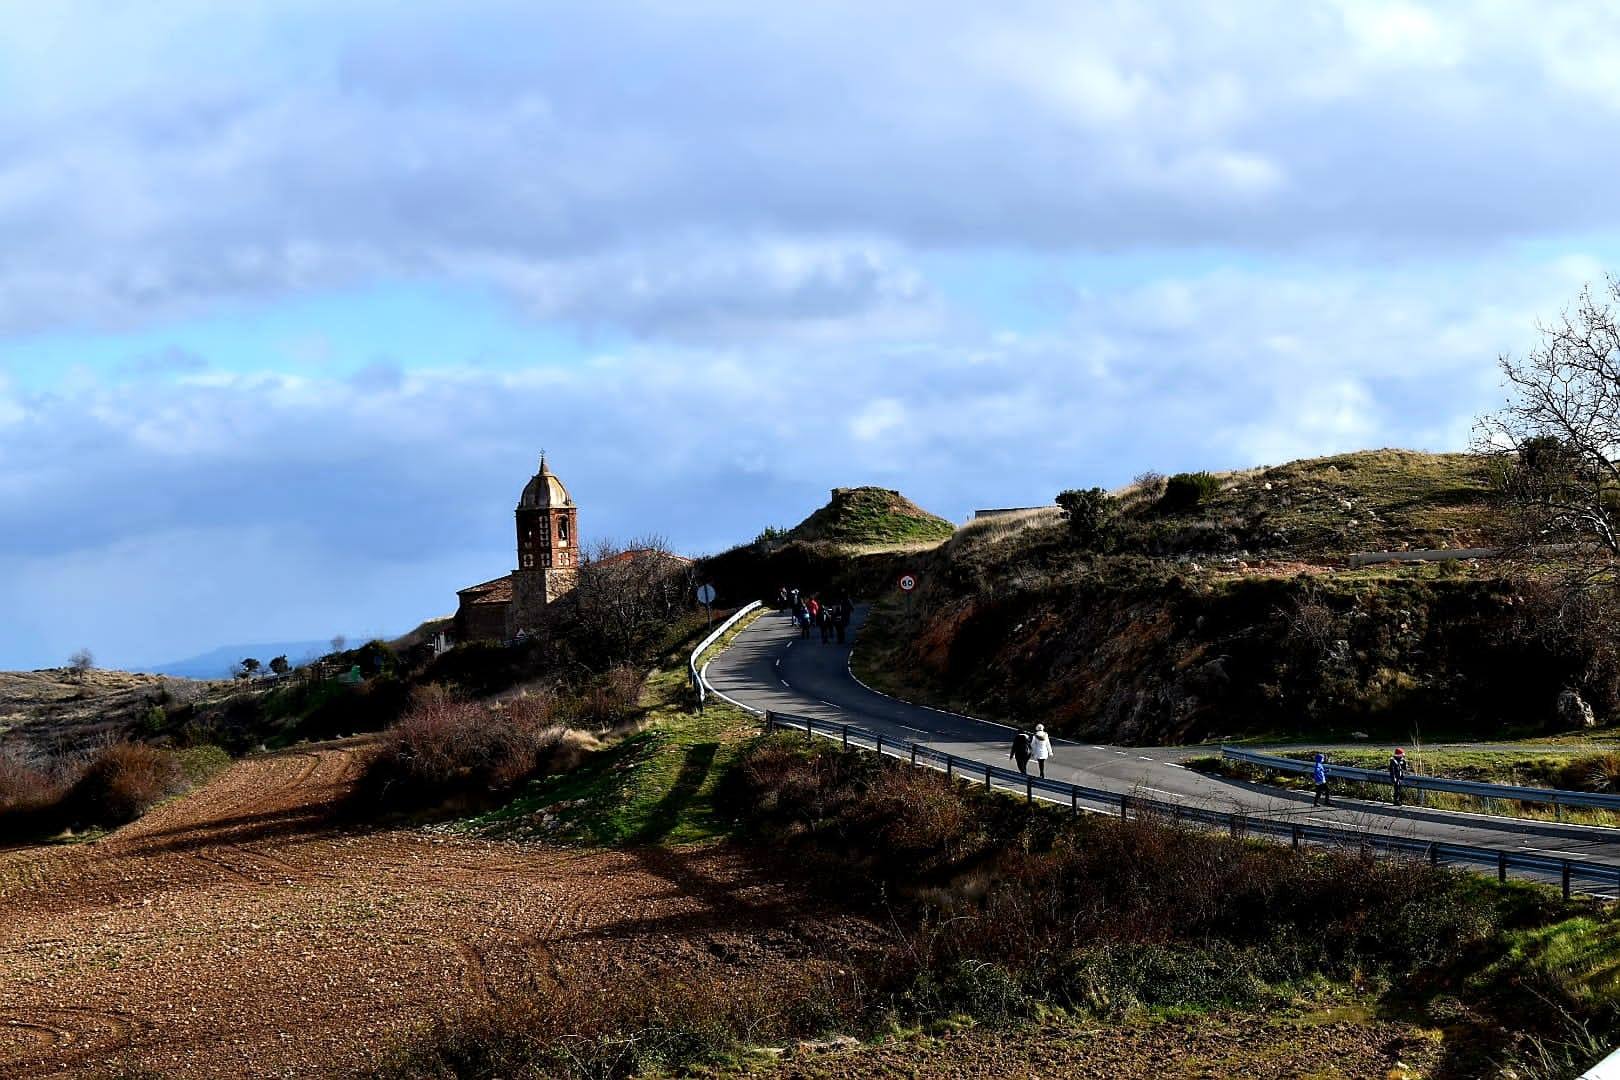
<box><xmin>1559</xmin><ymin>687</ymin><xmax>1598</xmax><ymax>729</ymax></box>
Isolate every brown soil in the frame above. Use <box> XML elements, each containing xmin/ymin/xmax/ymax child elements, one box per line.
<box><xmin>0</xmin><ymin>740</ymin><xmax>868</xmax><ymax>1079</ymax></box>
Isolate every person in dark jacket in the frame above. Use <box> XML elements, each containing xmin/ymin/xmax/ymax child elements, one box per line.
<box><xmin>1010</xmin><ymin>731</ymin><xmax>1032</xmax><ymax>774</ymax></box>
<box><xmin>833</xmin><ymin>597</ymin><xmax>852</xmax><ymax>643</ymax></box>
<box><xmin>1388</xmin><ymin>748</ymin><xmax>1410</xmax><ymax>805</ymax></box>
<box><xmin>1312</xmin><ymin>752</ymin><xmax>1332</xmax><ymax>807</ymax></box>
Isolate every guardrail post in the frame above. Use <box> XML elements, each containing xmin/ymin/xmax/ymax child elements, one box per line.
<box><xmin>1554</xmin><ymin>795</ymin><xmax>1562</xmax><ymax>822</ymax></box>
<box><xmin>805</xmin><ymin>719</ymin><xmax>812</xmax><ymax>743</ymax></box>
<box><xmin>765</xmin><ymin>710</ymin><xmax>775</xmax><ymax>734</ymax></box>
<box><xmin>1025</xmin><ymin>776</ymin><xmax>1033</xmax><ymax>803</ymax></box>
<box><xmin>841</xmin><ymin>724</ymin><xmax>849</xmax><ymax>750</ymax></box>
<box><xmin>1231</xmin><ymin>815</ymin><xmax>1245</xmax><ymax>839</ymax></box>
<box><xmin>946</xmin><ymin>756</ymin><xmax>954</xmax><ymax>782</ymax></box>
<box><xmin>1291</xmin><ymin>823</ymin><xmax>1301</xmax><ymax>850</ymax></box>
<box><xmin>984</xmin><ymin>764</ymin><xmax>992</xmax><ymax>789</ymax></box>
<box><xmin>1563</xmin><ymin>860</ymin><xmax>1572</xmax><ymax>900</ymax></box>
<box><xmin>875</xmin><ymin>735</ymin><xmax>883</xmax><ymax>757</ymax></box>
<box><xmin>1498</xmin><ymin>850</ymin><xmax>1508</xmax><ymax>883</ymax></box>
<box><xmin>910</xmin><ymin>744</ymin><xmax>918</xmax><ymax>767</ymax></box>
<box><xmin>1119</xmin><ymin>793</ymin><xmax>1128</xmax><ymax>819</ymax></box>
<box><xmin>1428</xmin><ymin>844</ymin><xmax>1439</xmax><ymax>867</ymax></box>
<box><xmin>1071</xmin><ymin>787</ymin><xmax>1079</xmax><ymax>815</ymax></box>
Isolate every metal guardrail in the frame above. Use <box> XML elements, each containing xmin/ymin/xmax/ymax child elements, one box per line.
<box><xmin>1222</xmin><ymin>746</ymin><xmax>1620</xmax><ymax>815</ymax></box>
<box><xmin>763</xmin><ymin>711</ymin><xmax>1620</xmax><ymax>899</ymax></box>
<box><xmin>689</xmin><ymin>600</ymin><xmax>763</xmax><ymax>709</ymax></box>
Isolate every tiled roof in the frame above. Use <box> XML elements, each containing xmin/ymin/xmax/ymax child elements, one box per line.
<box><xmin>456</xmin><ymin>574</ymin><xmax>513</xmax><ymax>603</ymax></box>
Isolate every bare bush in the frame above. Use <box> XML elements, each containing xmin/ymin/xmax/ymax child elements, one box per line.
<box><xmin>570</xmin><ymin>536</ymin><xmax>697</xmax><ymax>668</ymax></box>
<box><xmin>353</xmin><ymin>697</ymin><xmax>599</xmax><ymax>814</ymax></box>
<box><xmin>64</xmin><ymin>743</ymin><xmax>185</xmax><ymax>826</ymax></box>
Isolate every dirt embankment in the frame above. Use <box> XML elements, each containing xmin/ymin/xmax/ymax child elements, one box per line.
<box><xmin>0</xmin><ymin>740</ymin><xmax>868</xmax><ymax>1079</ymax></box>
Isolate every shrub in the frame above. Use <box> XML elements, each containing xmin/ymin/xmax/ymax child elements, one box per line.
<box><xmin>63</xmin><ymin>743</ymin><xmax>184</xmax><ymax>827</ymax></box>
<box><xmin>351</xmin><ymin>694</ymin><xmax>597</xmax><ymax>815</ymax></box>
<box><xmin>0</xmin><ymin>751</ymin><xmax>62</xmax><ymax>815</ymax></box>
<box><xmin>1159</xmin><ymin>471</ymin><xmax>1223</xmax><ymax>512</ymax></box>
<box><xmin>575</xmin><ymin>665</ymin><xmax>645</xmax><ymax>730</ymax></box>
<box><xmin>1054</xmin><ymin>488</ymin><xmax>1118</xmax><ymax>550</ymax></box>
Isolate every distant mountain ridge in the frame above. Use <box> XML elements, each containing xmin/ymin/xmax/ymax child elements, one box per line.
<box><xmin>137</xmin><ymin>640</ymin><xmax>336</xmax><ymax>680</ymax></box>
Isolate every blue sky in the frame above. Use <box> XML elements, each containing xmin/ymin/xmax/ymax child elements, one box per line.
<box><xmin>3</xmin><ymin>0</ymin><xmax>1618</xmax><ymax>669</ymax></box>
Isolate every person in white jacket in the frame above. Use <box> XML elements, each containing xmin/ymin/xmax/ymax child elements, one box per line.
<box><xmin>1030</xmin><ymin>724</ymin><xmax>1053</xmax><ymax>778</ymax></box>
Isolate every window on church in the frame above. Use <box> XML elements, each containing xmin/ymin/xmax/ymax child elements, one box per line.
<box><xmin>558</xmin><ymin>517</ymin><xmax>569</xmax><ymax>543</ymax></box>
<box><xmin>522</xmin><ymin>554</ymin><xmax>533</xmax><ymax>568</ymax></box>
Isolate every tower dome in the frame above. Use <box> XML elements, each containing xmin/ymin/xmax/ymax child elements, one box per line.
<box><xmin>518</xmin><ymin>454</ymin><xmax>574</xmax><ymax>509</ymax></box>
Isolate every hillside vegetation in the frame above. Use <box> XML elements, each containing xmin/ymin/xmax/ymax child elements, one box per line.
<box><xmin>828</xmin><ymin>450</ymin><xmax>1617</xmax><ymax>744</ymax></box>
<box><xmin>786</xmin><ymin>486</ymin><xmax>956</xmax><ymax>547</ymax></box>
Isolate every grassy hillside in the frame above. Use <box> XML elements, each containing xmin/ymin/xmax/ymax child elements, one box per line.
<box><xmin>1106</xmin><ymin>449</ymin><xmax>1500</xmax><ymax>558</ymax></box>
<box><xmin>786</xmin><ymin>486</ymin><xmax>956</xmax><ymax>547</ymax></box>
<box><xmin>854</xmin><ymin>449</ymin><xmax>1618</xmax><ymax>744</ymax></box>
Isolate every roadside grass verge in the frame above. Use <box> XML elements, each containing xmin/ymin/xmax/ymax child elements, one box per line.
<box><xmin>1191</xmin><ymin>752</ymin><xmax>1620</xmax><ymax>828</ymax></box>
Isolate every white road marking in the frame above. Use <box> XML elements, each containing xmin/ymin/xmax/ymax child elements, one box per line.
<box><xmin>1168</xmin><ymin>763</ymin><xmax>1186</xmax><ymax>769</ymax></box>
<box><xmin>1114</xmin><ymin>751</ymin><xmax>1128</xmax><ymax>756</ymax></box>
<box><xmin>1137</xmin><ymin>756</ymin><xmax>1153</xmax><ymax>761</ymax></box>
<box><xmin>1091</xmin><ymin>745</ymin><xmax>1107</xmax><ymax>750</ymax></box>
<box><xmin>779</xmin><ymin>679</ymin><xmax>791</xmax><ymax>689</ymax></box>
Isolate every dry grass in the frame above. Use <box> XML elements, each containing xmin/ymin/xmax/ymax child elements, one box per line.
<box><xmin>351</xmin><ymin>689</ymin><xmax>600</xmax><ymax>815</ymax></box>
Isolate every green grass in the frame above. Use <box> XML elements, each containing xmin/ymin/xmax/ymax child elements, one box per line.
<box><xmin>1115</xmin><ymin>449</ymin><xmax>1500</xmax><ymax>557</ymax></box>
<box><xmin>1196</xmin><ymin>749</ymin><xmax>1620</xmax><ymax>827</ymax></box>
<box><xmin>454</xmin><ymin>610</ymin><xmax>770</xmax><ymax>846</ymax></box>
<box><xmin>788</xmin><ymin>486</ymin><xmax>957</xmax><ymax>547</ymax></box>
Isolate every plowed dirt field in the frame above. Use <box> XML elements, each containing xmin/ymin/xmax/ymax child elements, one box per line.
<box><xmin>0</xmin><ymin>741</ymin><xmax>866</xmax><ymax>1078</ymax></box>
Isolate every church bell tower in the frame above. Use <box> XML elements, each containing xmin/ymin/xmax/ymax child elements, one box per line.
<box><xmin>508</xmin><ymin>454</ymin><xmax>579</xmax><ymax>635</ymax></box>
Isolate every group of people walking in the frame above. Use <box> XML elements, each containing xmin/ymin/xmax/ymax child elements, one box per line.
<box><xmin>1009</xmin><ymin>725</ymin><xmax>1054</xmax><ymax>777</ymax></box>
<box><xmin>778</xmin><ymin>587</ymin><xmax>855</xmax><ymax>644</ymax></box>
<box><xmin>1311</xmin><ymin>747</ymin><xmax>1410</xmax><ymax>807</ymax></box>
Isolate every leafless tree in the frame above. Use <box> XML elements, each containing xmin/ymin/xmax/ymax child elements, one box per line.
<box><xmin>66</xmin><ymin>648</ymin><xmax>94</xmax><ymax>682</ymax></box>
<box><xmin>570</xmin><ymin>535</ymin><xmax>698</xmax><ymax>668</ymax></box>
<box><xmin>1476</xmin><ymin>278</ymin><xmax>1620</xmax><ymax>598</ymax></box>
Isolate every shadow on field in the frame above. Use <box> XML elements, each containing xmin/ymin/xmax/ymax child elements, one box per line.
<box><xmin>635</xmin><ymin>741</ymin><xmax>719</xmax><ymax>843</ymax></box>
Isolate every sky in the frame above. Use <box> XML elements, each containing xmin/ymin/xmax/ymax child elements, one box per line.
<box><xmin>3</xmin><ymin>0</ymin><xmax>1618</xmax><ymax>669</ymax></box>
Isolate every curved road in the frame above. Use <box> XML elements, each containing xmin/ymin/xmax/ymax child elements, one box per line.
<box><xmin>705</xmin><ymin>606</ymin><xmax>1620</xmax><ymax>882</ymax></box>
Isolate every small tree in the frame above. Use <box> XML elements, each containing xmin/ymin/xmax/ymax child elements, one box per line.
<box><xmin>1476</xmin><ymin>278</ymin><xmax>1620</xmax><ymax>594</ymax></box>
<box><xmin>269</xmin><ymin>655</ymin><xmax>290</xmax><ymax>676</ymax></box>
<box><xmin>329</xmin><ymin>635</ymin><xmax>347</xmax><ymax>655</ymax></box>
<box><xmin>67</xmin><ymin>648</ymin><xmax>94</xmax><ymax>682</ymax></box>
<box><xmin>237</xmin><ymin>657</ymin><xmax>262</xmax><ymax>679</ymax></box>
<box><xmin>1055</xmin><ymin>488</ymin><xmax>1118</xmax><ymax>551</ymax></box>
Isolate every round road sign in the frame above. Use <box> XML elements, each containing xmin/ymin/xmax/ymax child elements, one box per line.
<box><xmin>898</xmin><ymin>573</ymin><xmax>917</xmax><ymax>593</ymax></box>
<box><xmin>696</xmin><ymin>584</ymin><xmax>717</xmax><ymax>605</ymax></box>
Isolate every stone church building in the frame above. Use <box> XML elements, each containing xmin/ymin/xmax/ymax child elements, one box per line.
<box><xmin>454</xmin><ymin>456</ymin><xmax>580</xmax><ymax>642</ymax></box>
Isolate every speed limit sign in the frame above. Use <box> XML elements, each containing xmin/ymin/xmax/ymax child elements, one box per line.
<box><xmin>898</xmin><ymin>573</ymin><xmax>917</xmax><ymax>593</ymax></box>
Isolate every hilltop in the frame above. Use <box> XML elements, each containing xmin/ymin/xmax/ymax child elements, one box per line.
<box><xmin>785</xmin><ymin>486</ymin><xmax>956</xmax><ymax>548</ymax></box>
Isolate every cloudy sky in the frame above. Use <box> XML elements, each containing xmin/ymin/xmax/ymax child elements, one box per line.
<box><xmin>3</xmin><ymin>0</ymin><xmax>1617</xmax><ymax>669</ymax></box>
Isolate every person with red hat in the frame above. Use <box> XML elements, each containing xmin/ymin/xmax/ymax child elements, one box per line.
<box><xmin>1387</xmin><ymin>747</ymin><xmax>1410</xmax><ymax>806</ymax></box>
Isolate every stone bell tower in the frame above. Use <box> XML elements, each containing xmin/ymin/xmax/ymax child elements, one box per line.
<box><xmin>508</xmin><ymin>454</ymin><xmax>579</xmax><ymax>635</ymax></box>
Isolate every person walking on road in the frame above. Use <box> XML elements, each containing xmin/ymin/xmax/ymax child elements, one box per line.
<box><xmin>1388</xmin><ymin>748</ymin><xmax>1410</xmax><ymax>806</ymax></box>
<box><xmin>1030</xmin><ymin>724</ymin><xmax>1052</xmax><ymax>778</ymax></box>
<box><xmin>1312</xmin><ymin>752</ymin><xmax>1333</xmax><ymax>807</ymax></box>
<box><xmin>818</xmin><ymin>603</ymin><xmax>834</xmax><ymax>644</ymax></box>
<box><xmin>1010</xmin><ymin>731</ymin><xmax>1032</xmax><ymax>774</ymax></box>
<box><xmin>833</xmin><ymin>596</ymin><xmax>852</xmax><ymax>644</ymax></box>
<box><xmin>793</xmin><ymin>599</ymin><xmax>811</xmax><ymax>639</ymax></box>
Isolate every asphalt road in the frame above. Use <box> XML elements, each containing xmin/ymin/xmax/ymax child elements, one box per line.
<box><xmin>704</xmin><ymin>606</ymin><xmax>1620</xmax><ymax>885</ymax></box>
